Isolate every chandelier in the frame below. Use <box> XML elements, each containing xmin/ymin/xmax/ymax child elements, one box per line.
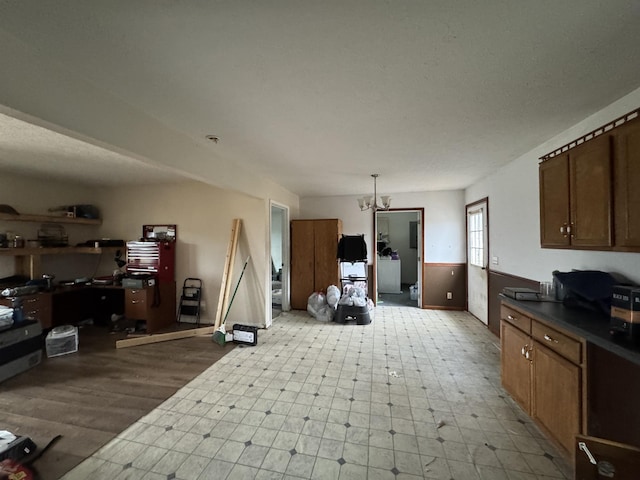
<box><xmin>357</xmin><ymin>174</ymin><xmax>391</xmax><ymax>212</ymax></box>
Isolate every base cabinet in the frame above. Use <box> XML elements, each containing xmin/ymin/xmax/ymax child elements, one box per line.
<box><xmin>501</xmin><ymin>303</ymin><xmax>585</xmax><ymax>459</ymax></box>
<box><xmin>124</xmin><ymin>282</ymin><xmax>176</xmax><ymax>334</ymax></box>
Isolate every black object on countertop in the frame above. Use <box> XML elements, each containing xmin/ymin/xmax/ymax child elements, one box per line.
<box><xmin>552</xmin><ymin>270</ymin><xmax>619</xmax><ymax>316</ymax></box>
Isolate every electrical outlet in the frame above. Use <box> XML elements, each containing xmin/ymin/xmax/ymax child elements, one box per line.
<box><xmin>446</xmin><ymin>292</ymin><xmax>452</xmax><ymax>300</ymax></box>
<box><xmin>492</xmin><ymin>256</ymin><xmax>499</xmax><ymax>265</ymax></box>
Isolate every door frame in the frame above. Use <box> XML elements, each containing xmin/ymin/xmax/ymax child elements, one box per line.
<box><xmin>372</xmin><ymin>208</ymin><xmax>424</xmax><ymax>307</ymax></box>
<box><xmin>268</xmin><ymin>201</ymin><xmax>289</xmax><ymax>327</ymax></box>
<box><xmin>465</xmin><ymin>197</ymin><xmax>490</xmax><ymax>324</ymax></box>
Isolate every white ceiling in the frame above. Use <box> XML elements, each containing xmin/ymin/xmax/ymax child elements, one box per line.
<box><xmin>1</xmin><ymin>1</ymin><xmax>640</xmax><ymax>196</ymax></box>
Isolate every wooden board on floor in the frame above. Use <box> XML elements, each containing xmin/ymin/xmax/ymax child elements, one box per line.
<box><xmin>0</xmin><ymin>325</ymin><xmax>234</xmax><ymax>480</ymax></box>
<box><xmin>115</xmin><ymin>324</ymin><xmax>215</xmax><ymax>348</ymax></box>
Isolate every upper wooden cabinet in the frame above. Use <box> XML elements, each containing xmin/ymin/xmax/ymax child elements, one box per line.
<box><xmin>540</xmin><ymin>134</ymin><xmax>613</xmax><ymax>249</ymax></box>
<box><xmin>614</xmin><ymin>117</ymin><xmax>640</xmax><ymax>248</ymax></box>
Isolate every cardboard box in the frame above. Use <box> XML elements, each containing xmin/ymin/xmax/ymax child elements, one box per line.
<box><xmin>610</xmin><ymin>285</ymin><xmax>640</xmax><ymax>342</ymax></box>
<box><xmin>611</xmin><ymin>285</ymin><xmax>640</xmax><ymax>322</ymax></box>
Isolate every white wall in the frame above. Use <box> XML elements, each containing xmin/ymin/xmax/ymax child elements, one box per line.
<box><xmin>466</xmin><ymin>86</ymin><xmax>640</xmax><ymax>284</ymax></box>
<box><xmin>299</xmin><ymin>190</ymin><xmax>466</xmax><ymax>264</ymax></box>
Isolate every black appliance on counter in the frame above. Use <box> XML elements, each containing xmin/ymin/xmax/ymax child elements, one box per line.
<box><xmin>552</xmin><ymin>270</ymin><xmax>618</xmax><ymax>316</ymax></box>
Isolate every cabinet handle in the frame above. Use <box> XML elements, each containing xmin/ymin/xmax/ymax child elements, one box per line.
<box><xmin>525</xmin><ymin>345</ymin><xmax>534</xmax><ymax>362</ymax></box>
<box><xmin>131</xmin><ymin>300</ymin><xmax>142</xmax><ymax>304</ymax></box>
<box><xmin>543</xmin><ymin>334</ymin><xmax>558</xmax><ymax>343</ymax></box>
<box><xmin>507</xmin><ymin>315</ymin><xmax>516</xmax><ymax>321</ymax></box>
<box><xmin>521</xmin><ymin>344</ymin><xmax>528</xmax><ymax>356</ymax></box>
<box><xmin>560</xmin><ymin>225</ymin><xmax>565</xmax><ymax>234</ymax></box>
<box><xmin>578</xmin><ymin>442</ymin><xmax>597</xmax><ymax>465</ymax></box>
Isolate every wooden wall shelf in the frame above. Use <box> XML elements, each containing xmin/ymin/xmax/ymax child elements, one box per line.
<box><xmin>0</xmin><ymin>246</ymin><xmax>119</xmax><ymax>256</ymax></box>
<box><xmin>0</xmin><ymin>212</ymin><xmax>101</xmax><ymax>225</ymax></box>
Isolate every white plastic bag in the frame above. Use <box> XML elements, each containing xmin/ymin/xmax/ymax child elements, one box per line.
<box><xmin>326</xmin><ymin>285</ymin><xmax>340</xmax><ymax>308</ymax></box>
<box><xmin>307</xmin><ymin>292</ymin><xmax>327</xmax><ymax>318</ymax></box>
<box><xmin>315</xmin><ymin>304</ymin><xmax>335</xmax><ymax>322</ymax></box>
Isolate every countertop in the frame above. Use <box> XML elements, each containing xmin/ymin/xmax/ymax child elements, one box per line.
<box><xmin>500</xmin><ymin>294</ymin><xmax>640</xmax><ymax>366</ymax></box>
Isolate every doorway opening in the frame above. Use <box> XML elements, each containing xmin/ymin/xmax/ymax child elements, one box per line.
<box><xmin>269</xmin><ymin>202</ymin><xmax>289</xmax><ymax>326</ymax></box>
<box><xmin>374</xmin><ymin>209</ymin><xmax>423</xmax><ymax>307</ymax></box>
<box><xmin>466</xmin><ymin>198</ymin><xmax>489</xmax><ymax>325</ymax></box>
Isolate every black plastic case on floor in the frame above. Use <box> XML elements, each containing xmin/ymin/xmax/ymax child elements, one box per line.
<box><xmin>334</xmin><ymin>305</ymin><xmax>371</xmax><ymax>325</ymax></box>
<box><xmin>232</xmin><ymin>324</ymin><xmax>258</xmax><ymax>346</ymax></box>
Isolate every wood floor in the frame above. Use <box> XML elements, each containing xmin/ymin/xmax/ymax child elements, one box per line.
<box><xmin>1</xmin><ymin>324</ymin><xmax>234</xmax><ymax>480</ymax></box>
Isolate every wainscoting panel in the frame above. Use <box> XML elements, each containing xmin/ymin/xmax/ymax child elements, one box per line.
<box><xmin>422</xmin><ymin>263</ymin><xmax>466</xmax><ymax>310</ymax></box>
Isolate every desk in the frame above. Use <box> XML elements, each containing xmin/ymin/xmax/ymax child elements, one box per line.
<box><xmin>1</xmin><ymin>282</ymin><xmax>176</xmax><ymax>333</ymax></box>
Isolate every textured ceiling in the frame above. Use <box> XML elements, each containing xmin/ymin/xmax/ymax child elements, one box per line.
<box><xmin>1</xmin><ymin>1</ymin><xmax>640</xmax><ymax>196</ymax></box>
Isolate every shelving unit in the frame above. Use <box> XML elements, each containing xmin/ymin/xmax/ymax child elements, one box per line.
<box><xmin>0</xmin><ymin>210</ymin><xmax>105</xmax><ymax>278</ymax></box>
<box><xmin>0</xmin><ymin>212</ymin><xmax>101</xmax><ymax>225</ymax></box>
<box><xmin>1</xmin><ymin>246</ymin><xmax>120</xmax><ymax>279</ymax></box>
<box><xmin>0</xmin><ymin>246</ymin><xmax>116</xmax><ymax>256</ymax></box>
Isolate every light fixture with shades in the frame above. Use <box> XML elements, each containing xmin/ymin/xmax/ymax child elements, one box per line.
<box><xmin>358</xmin><ymin>174</ymin><xmax>391</xmax><ymax>212</ymax></box>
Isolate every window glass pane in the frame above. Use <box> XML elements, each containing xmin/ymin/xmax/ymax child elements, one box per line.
<box><xmin>468</xmin><ymin>209</ymin><xmax>484</xmax><ymax>268</ymax></box>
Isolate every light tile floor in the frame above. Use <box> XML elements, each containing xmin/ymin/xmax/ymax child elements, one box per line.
<box><xmin>62</xmin><ymin>307</ymin><xmax>572</xmax><ymax>480</ymax></box>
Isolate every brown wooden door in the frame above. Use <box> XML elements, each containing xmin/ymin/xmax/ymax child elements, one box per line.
<box><xmin>290</xmin><ymin>220</ymin><xmax>315</xmax><ymax>310</ymax></box>
<box><xmin>614</xmin><ymin>118</ymin><xmax>640</xmax><ymax>248</ymax></box>
<box><xmin>500</xmin><ymin>321</ymin><xmax>532</xmax><ymax>413</ymax></box>
<box><xmin>313</xmin><ymin>219</ymin><xmax>341</xmax><ymax>294</ymax></box>
<box><xmin>532</xmin><ymin>342</ymin><xmax>581</xmax><ymax>456</ymax></box>
<box><xmin>575</xmin><ymin>435</ymin><xmax>640</xmax><ymax>480</ymax></box>
<box><xmin>569</xmin><ymin>135</ymin><xmax>613</xmax><ymax>247</ymax></box>
<box><xmin>540</xmin><ymin>155</ymin><xmax>571</xmax><ymax>247</ymax></box>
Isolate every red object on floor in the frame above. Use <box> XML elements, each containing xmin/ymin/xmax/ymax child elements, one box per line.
<box><xmin>0</xmin><ymin>459</ymin><xmax>33</xmax><ymax>480</ymax></box>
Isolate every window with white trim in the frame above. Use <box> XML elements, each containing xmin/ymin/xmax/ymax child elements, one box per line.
<box><xmin>468</xmin><ymin>208</ymin><xmax>484</xmax><ymax>267</ymax></box>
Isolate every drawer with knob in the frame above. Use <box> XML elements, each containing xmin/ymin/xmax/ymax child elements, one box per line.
<box><xmin>531</xmin><ymin>319</ymin><xmax>582</xmax><ymax>365</ymax></box>
<box><xmin>124</xmin><ymin>287</ymin><xmax>151</xmax><ymax>320</ymax></box>
<box><xmin>501</xmin><ymin>305</ymin><xmax>532</xmax><ymax>334</ymax></box>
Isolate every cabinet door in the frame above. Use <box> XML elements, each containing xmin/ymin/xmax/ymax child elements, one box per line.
<box><xmin>575</xmin><ymin>435</ymin><xmax>640</xmax><ymax>480</ymax></box>
<box><xmin>614</xmin><ymin>118</ymin><xmax>640</xmax><ymax>247</ymax></box>
<box><xmin>540</xmin><ymin>155</ymin><xmax>571</xmax><ymax>247</ymax></box>
<box><xmin>532</xmin><ymin>341</ymin><xmax>581</xmax><ymax>456</ymax></box>
<box><xmin>313</xmin><ymin>219</ymin><xmax>341</xmax><ymax>293</ymax></box>
<box><xmin>290</xmin><ymin>220</ymin><xmax>315</xmax><ymax>310</ymax></box>
<box><xmin>500</xmin><ymin>321</ymin><xmax>532</xmax><ymax>413</ymax></box>
<box><xmin>569</xmin><ymin>135</ymin><xmax>613</xmax><ymax>247</ymax></box>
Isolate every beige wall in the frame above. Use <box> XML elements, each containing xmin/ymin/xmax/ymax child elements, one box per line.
<box><xmin>0</xmin><ymin>173</ymin><xmax>271</xmax><ymax>327</ymax></box>
<box><xmin>95</xmin><ymin>181</ymin><xmax>268</xmax><ymax>327</ymax></box>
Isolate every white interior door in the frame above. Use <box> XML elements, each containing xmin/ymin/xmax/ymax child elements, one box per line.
<box><xmin>269</xmin><ymin>202</ymin><xmax>289</xmax><ymax>326</ymax></box>
<box><xmin>467</xmin><ymin>199</ymin><xmax>489</xmax><ymax>324</ymax></box>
